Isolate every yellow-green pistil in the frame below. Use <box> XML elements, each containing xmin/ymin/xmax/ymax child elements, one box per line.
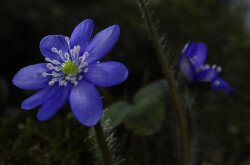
<box><xmin>61</xmin><ymin>61</ymin><xmax>78</xmax><ymax>76</ymax></box>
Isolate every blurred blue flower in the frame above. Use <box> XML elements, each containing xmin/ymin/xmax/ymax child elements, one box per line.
<box><xmin>179</xmin><ymin>42</ymin><xmax>235</xmax><ymax>93</ymax></box>
<box><xmin>12</xmin><ymin>19</ymin><xmax>128</xmax><ymax>126</ymax></box>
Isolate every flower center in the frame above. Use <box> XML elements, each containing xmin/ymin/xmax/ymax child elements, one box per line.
<box><xmin>61</xmin><ymin>61</ymin><xmax>78</xmax><ymax>76</ymax></box>
<box><xmin>42</xmin><ymin>36</ymin><xmax>89</xmax><ymax>86</ymax></box>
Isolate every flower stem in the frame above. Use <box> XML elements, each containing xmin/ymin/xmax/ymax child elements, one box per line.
<box><xmin>94</xmin><ymin>121</ymin><xmax>114</xmax><ymax>165</ymax></box>
<box><xmin>137</xmin><ymin>0</ymin><xmax>189</xmax><ymax>165</ymax></box>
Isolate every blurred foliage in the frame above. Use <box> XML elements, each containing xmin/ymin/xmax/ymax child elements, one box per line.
<box><xmin>0</xmin><ymin>0</ymin><xmax>250</xmax><ymax>164</ymax></box>
<box><xmin>0</xmin><ymin>110</ymin><xmax>93</xmax><ymax>164</ymax></box>
<box><xmin>102</xmin><ymin>101</ymin><xmax>131</xmax><ymax>128</ymax></box>
<box><xmin>103</xmin><ymin>79</ymin><xmax>168</xmax><ymax>136</ymax></box>
<box><xmin>124</xmin><ymin>97</ymin><xmax>165</xmax><ymax>136</ymax></box>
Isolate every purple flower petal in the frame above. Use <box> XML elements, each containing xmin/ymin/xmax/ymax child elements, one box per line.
<box><xmin>195</xmin><ymin>68</ymin><xmax>219</xmax><ymax>83</ymax></box>
<box><xmin>179</xmin><ymin>53</ymin><xmax>196</xmax><ymax>82</ymax></box>
<box><xmin>37</xmin><ymin>86</ymin><xmax>71</xmax><ymax>121</ymax></box>
<box><xmin>69</xmin><ymin>80</ymin><xmax>102</xmax><ymax>126</ymax></box>
<box><xmin>85</xmin><ymin>25</ymin><xmax>120</xmax><ymax>64</ymax></box>
<box><xmin>40</xmin><ymin>35</ymin><xmax>68</xmax><ymax>61</ymax></box>
<box><xmin>211</xmin><ymin>77</ymin><xmax>236</xmax><ymax>93</ymax></box>
<box><xmin>12</xmin><ymin>63</ymin><xmax>50</xmax><ymax>90</ymax></box>
<box><xmin>21</xmin><ymin>86</ymin><xmax>60</xmax><ymax>110</ymax></box>
<box><xmin>84</xmin><ymin>61</ymin><xmax>128</xmax><ymax>87</ymax></box>
<box><xmin>70</xmin><ymin>19</ymin><xmax>93</xmax><ymax>52</ymax></box>
<box><xmin>182</xmin><ymin>42</ymin><xmax>207</xmax><ymax>69</ymax></box>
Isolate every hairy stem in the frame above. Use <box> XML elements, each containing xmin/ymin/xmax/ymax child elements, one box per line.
<box><xmin>137</xmin><ymin>0</ymin><xmax>189</xmax><ymax>164</ymax></box>
<box><xmin>94</xmin><ymin>121</ymin><xmax>113</xmax><ymax>165</ymax></box>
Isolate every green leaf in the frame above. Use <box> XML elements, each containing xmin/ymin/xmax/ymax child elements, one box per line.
<box><xmin>124</xmin><ymin>97</ymin><xmax>165</xmax><ymax>136</ymax></box>
<box><xmin>133</xmin><ymin>79</ymin><xmax>168</xmax><ymax>102</ymax></box>
<box><xmin>102</xmin><ymin>101</ymin><xmax>132</xmax><ymax>128</ymax></box>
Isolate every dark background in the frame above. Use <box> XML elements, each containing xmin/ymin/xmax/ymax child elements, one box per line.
<box><xmin>0</xmin><ymin>0</ymin><xmax>250</xmax><ymax>164</ymax></box>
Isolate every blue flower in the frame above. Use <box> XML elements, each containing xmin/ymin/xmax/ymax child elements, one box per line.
<box><xmin>179</xmin><ymin>42</ymin><xmax>235</xmax><ymax>93</ymax></box>
<box><xmin>12</xmin><ymin>19</ymin><xmax>128</xmax><ymax>126</ymax></box>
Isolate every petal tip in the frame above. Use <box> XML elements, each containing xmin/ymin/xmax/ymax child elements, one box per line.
<box><xmin>81</xmin><ymin>117</ymin><xmax>101</xmax><ymax>127</ymax></box>
<box><xmin>21</xmin><ymin>102</ymin><xmax>32</xmax><ymax>110</ymax></box>
<box><xmin>78</xmin><ymin>19</ymin><xmax>94</xmax><ymax>27</ymax></box>
<box><xmin>109</xmin><ymin>25</ymin><xmax>120</xmax><ymax>35</ymax></box>
<box><xmin>37</xmin><ymin>114</ymin><xmax>46</xmax><ymax>121</ymax></box>
<box><xmin>12</xmin><ymin>74</ymin><xmax>19</xmax><ymax>87</ymax></box>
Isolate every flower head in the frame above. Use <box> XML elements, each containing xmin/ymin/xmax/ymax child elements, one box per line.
<box><xmin>12</xmin><ymin>19</ymin><xmax>128</xmax><ymax>126</ymax></box>
<box><xmin>179</xmin><ymin>42</ymin><xmax>235</xmax><ymax>93</ymax></box>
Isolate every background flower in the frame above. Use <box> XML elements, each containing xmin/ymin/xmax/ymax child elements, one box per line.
<box><xmin>179</xmin><ymin>42</ymin><xmax>235</xmax><ymax>93</ymax></box>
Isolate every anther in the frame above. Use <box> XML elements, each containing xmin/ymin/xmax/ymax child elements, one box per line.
<box><xmin>65</xmin><ymin>37</ymin><xmax>70</xmax><ymax>43</ymax></box>
<box><xmin>65</xmin><ymin>76</ymin><xmax>71</xmax><ymax>81</ymax></box>
<box><xmin>203</xmin><ymin>64</ymin><xmax>210</xmax><ymax>70</ymax></box>
<box><xmin>58</xmin><ymin>50</ymin><xmax>63</xmax><ymax>56</ymax></box>
<box><xmin>64</xmin><ymin>53</ymin><xmax>70</xmax><ymax>60</ymax></box>
<box><xmin>51</xmin><ymin>47</ymin><xmax>58</xmax><ymax>53</ymax></box>
<box><xmin>49</xmin><ymin>78</ymin><xmax>57</xmax><ymax>86</ymax></box>
<box><xmin>216</xmin><ymin>66</ymin><xmax>222</xmax><ymax>72</ymax></box>
<box><xmin>59</xmin><ymin>80</ymin><xmax>66</xmax><ymax>86</ymax></box>
<box><xmin>84</xmin><ymin>68</ymin><xmax>89</xmax><ymax>73</ymax></box>
<box><xmin>78</xmin><ymin>75</ymin><xmax>83</xmax><ymax>80</ymax></box>
<box><xmin>54</xmin><ymin>67</ymin><xmax>61</xmax><ymax>71</ymax></box>
<box><xmin>52</xmin><ymin>71</ymin><xmax>60</xmax><ymax>77</ymax></box>
<box><xmin>213</xmin><ymin>80</ymin><xmax>220</xmax><ymax>86</ymax></box>
<box><xmin>52</xmin><ymin>60</ymin><xmax>61</xmax><ymax>65</ymax></box>
<box><xmin>47</xmin><ymin>63</ymin><xmax>54</xmax><ymax>70</ymax></box>
<box><xmin>73</xmin><ymin>81</ymin><xmax>78</xmax><ymax>86</ymax></box>
<box><xmin>45</xmin><ymin>58</ymin><xmax>52</xmax><ymax>63</ymax></box>
<box><xmin>42</xmin><ymin>72</ymin><xmax>48</xmax><ymax>77</ymax></box>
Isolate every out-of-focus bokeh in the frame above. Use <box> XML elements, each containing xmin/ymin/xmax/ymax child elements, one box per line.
<box><xmin>0</xmin><ymin>0</ymin><xmax>250</xmax><ymax>164</ymax></box>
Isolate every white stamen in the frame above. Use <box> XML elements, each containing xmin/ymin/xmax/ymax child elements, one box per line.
<box><xmin>74</xmin><ymin>45</ymin><xmax>81</xmax><ymax>61</ymax></box>
<box><xmin>45</xmin><ymin>58</ymin><xmax>52</xmax><ymax>63</ymax></box>
<box><xmin>203</xmin><ymin>64</ymin><xmax>210</xmax><ymax>70</ymax></box>
<box><xmin>64</xmin><ymin>53</ymin><xmax>70</xmax><ymax>61</ymax></box>
<box><xmin>65</xmin><ymin>37</ymin><xmax>70</xmax><ymax>43</ymax></box>
<box><xmin>59</xmin><ymin>80</ymin><xmax>66</xmax><ymax>86</ymax></box>
<box><xmin>51</xmin><ymin>71</ymin><xmax>60</xmax><ymax>77</ymax></box>
<box><xmin>70</xmin><ymin>77</ymin><xmax>76</xmax><ymax>82</ymax></box>
<box><xmin>78</xmin><ymin>75</ymin><xmax>83</xmax><ymax>80</ymax></box>
<box><xmin>181</xmin><ymin>43</ymin><xmax>189</xmax><ymax>54</ymax></box>
<box><xmin>44</xmin><ymin>43</ymin><xmax>89</xmax><ymax>86</ymax></box>
<box><xmin>190</xmin><ymin>58</ymin><xmax>195</xmax><ymax>65</ymax></box>
<box><xmin>51</xmin><ymin>47</ymin><xmax>58</xmax><ymax>53</ymax></box>
<box><xmin>216</xmin><ymin>66</ymin><xmax>222</xmax><ymax>72</ymax></box>
<box><xmin>47</xmin><ymin>63</ymin><xmax>54</xmax><ymax>70</ymax></box>
<box><xmin>214</xmin><ymin>80</ymin><xmax>220</xmax><ymax>86</ymax></box>
<box><xmin>49</xmin><ymin>81</ymin><xmax>55</xmax><ymax>86</ymax></box>
<box><xmin>42</xmin><ymin>72</ymin><xmax>48</xmax><ymax>77</ymax></box>
<box><xmin>78</xmin><ymin>68</ymin><xmax>82</xmax><ymax>73</ymax></box>
<box><xmin>49</xmin><ymin>78</ymin><xmax>57</xmax><ymax>86</ymax></box>
<box><xmin>52</xmin><ymin>60</ymin><xmax>61</xmax><ymax>65</ymax></box>
<box><xmin>58</xmin><ymin>50</ymin><xmax>63</xmax><ymax>56</ymax></box>
<box><xmin>54</xmin><ymin>67</ymin><xmax>61</xmax><ymax>71</ymax></box>
<box><xmin>78</xmin><ymin>52</ymin><xmax>89</xmax><ymax>64</ymax></box>
<box><xmin>45</xmin><ymin>58</ymin><xmax>62</xmax><ymax>66</ymax></box>
<box><xmin>65</xmin><ymin>76</ymin><xmax>71</xmax><ymax>81</ymax></box>
<box><xmin>84</xmin><ymin>68</ymin><xmax>89</xmax><ymax>73</ymax></box>
<box><xmin>212</xmin><ymin>64</ymin><xmax>216</xmax><ymax>69</ymax></box>
<box><xmin>76</xmin><ymin>45</ymin><xmax>81</xmax><ymax>51</ymax></box>
<box><xmin>79</xmin><ymin>62</ymin><xmax>88</xmax><ymax>69</ymax></box>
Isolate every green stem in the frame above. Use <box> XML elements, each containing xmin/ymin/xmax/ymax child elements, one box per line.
<box><xmin>94</xmin><ymin>121</ymin><xmax>114</xmax><ymax>165</ymax></box>
<box><xmin>137</xmin><ymin>0</ymin><xmax>189</xmax><ymax>165</ymax></box>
